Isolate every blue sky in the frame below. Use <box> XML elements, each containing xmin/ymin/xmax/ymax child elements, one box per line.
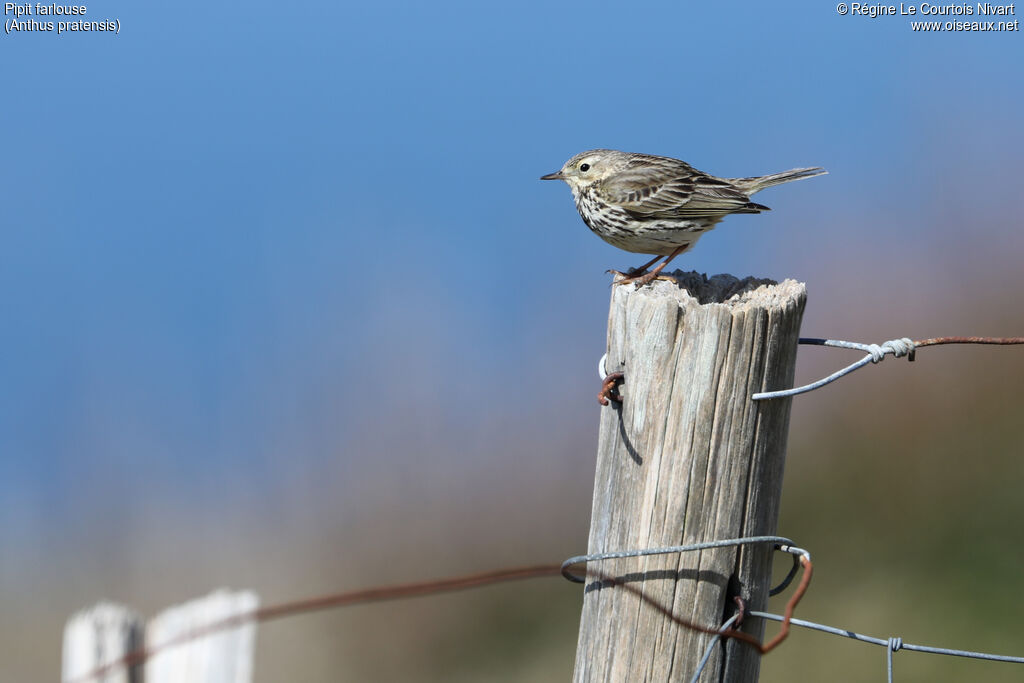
<box><xmin>2</xmin><ymin>0</ymin><xmax>1022</xmax><ymax>581</ymax></box>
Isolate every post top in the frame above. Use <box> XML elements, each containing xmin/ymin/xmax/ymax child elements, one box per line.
<box><xmin>613</xmin><ymin>270</ymin><xmax>806</xmax><ymax>308</ymax></box>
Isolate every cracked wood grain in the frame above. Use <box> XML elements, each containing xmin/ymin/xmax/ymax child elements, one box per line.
<box><xmin>573</xmin><ymin>272</ymin><xmax>806</xmax><ymax>683</ymax></box>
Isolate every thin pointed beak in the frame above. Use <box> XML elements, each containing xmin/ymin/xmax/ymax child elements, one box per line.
<box><xmin>540</xmin><ymin>171</ymin><xmax>564</xmax><ymax>180</ymax></box>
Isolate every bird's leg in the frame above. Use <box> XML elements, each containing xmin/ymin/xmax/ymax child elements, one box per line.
<box><xmin>613</xmin><ymin>245</ymin><xmax>687</xmax><ymax>287</ymax></box>
<box><xmin>629</xmin><ymin>254</ymin><xmax>663</xmax><ymax>275</ymax></box>
<box><xmin>607</xmin><ymin>254</ymin><xmax>662</xmax><ymax>282</ymax></box>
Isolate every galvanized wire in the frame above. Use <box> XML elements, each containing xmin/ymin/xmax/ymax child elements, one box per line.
<box><xmin>752</xmin><ymin>335</ymin><xmax>1024</xmax><ymax>400</ymax></box>
<box><xmin>752</xmin><ymin>337</ymin><xmax>915</xmax><ymax>400</ymax></box>
<box><xmin>65</xmin><ymin>533</ymin><xmax>1024</xmax><ymax>683</ymax></box>
<box><xmin>690</xmin><ymin>613</ymin><xmax>741</xmax><ymax>683</ymax></box>
<box><xmin>560</xmin><ymin>535</ymin><xmax>796</xmax><ymax>583</ymax></box>
<box><xmin>750</xmin><ymin>610</ymin><xmax>1024</xmax><ymax>678</ymax></box>
<box><xmin>564</xmin><ymin>534</ymin><xmax>1024</xmax><ymax>681</ymax></box>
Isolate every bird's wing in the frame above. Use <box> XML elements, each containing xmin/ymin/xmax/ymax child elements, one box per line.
<box><xmin>599</xmin><ymin>163</ymin><xmax>761</xmax><ymax>219</ymax></box>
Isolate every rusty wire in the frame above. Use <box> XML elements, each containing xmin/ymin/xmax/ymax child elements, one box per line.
<box><xmin>562</xmin><ymin>538</ymin><xmax>813</xmax><ymax>656</ymax></box>
<box><xmin>66</xmin><ymin>335</ymin><xmax>1024</xmax><ymax>682</ymax></box>
<box><xmin>65</xmin><ymin>540</ymin><xmax>813</xmax><ymax>683</ymax></box>
<box><xmin>64</xmin><ymin>564</ymin><xmax>562</xmax><ymax>683</ymax></box>
<box><xmin>62</xmin><ymin>519</ymin><xmax>1024</xmax><ymax>683</ymax></box>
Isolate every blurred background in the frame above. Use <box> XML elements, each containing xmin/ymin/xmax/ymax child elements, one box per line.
<box><xmin>3</xmin><ymin>1</ymin><xmax>1023</xmax><ymax>680</ymax></box>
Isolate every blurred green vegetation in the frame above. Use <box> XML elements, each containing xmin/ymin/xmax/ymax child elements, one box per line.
<box><xmin>6</xmin><ymin>325</ymin><xmax>1022</xmax><ymax>682</ymax></box>
<box><xmin>762</xmin><ymin>349</ymin><xmax>1024</xmax><ymax>683</ymax></box>
<box><xmin>242</xmin><ymin>346</ymin><xmax>1024</xmax><ymax>682</ymax></box>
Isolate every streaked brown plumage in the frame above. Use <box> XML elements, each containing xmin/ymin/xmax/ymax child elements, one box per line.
<box><xmin>541</xmin><ymin>150</ymin><xmax>826</xmax><ymax>285</ymax></box>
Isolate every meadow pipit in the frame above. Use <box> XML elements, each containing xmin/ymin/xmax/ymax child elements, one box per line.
<box><xmin>541</xmin><ymin>150</ymin><xmax>826</xmax><ymax>285</ymax></box>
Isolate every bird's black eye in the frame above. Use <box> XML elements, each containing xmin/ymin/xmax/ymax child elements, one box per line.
<box><xmin>579</xmin><ymin>163</ymin><xmax>591</xmax><ymax>172</ymax></box>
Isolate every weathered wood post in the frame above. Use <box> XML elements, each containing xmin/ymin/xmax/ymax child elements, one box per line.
<box><xmin>62</xmin><ymin>604</ymin><xmax>144</xmax><ymax>683</ymax></box>
<box><xmin>62</xmin><ymin>590</ymin><xmax>259</xmax><ymax>683</ymax></box>
<box><xmin>146</xmin><ymin>590</ymin><xmax>259</xmax><ymax>683</ymax></box>
<box><xmin>572</xmin><ymin>272</ymin><xmax>806</xmax><ymax>682</ymax></box>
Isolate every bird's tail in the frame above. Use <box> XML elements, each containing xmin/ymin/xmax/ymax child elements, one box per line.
<box><xmin>731</xmin><ymin>167</ymin><xmax>827</xmax><ymax>195</ymax></box>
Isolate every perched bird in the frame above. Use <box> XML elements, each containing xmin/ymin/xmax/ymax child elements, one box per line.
<box><xmin>541</xmin><ymin>150</ymin><xmax>826</xmax><ymax>285</ymax></box>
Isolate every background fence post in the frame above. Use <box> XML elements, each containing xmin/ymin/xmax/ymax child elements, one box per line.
<box><xmin>572</xmin><ymin>272</ymin><xmax>806</xmax><ymax>682</ymax></box>
<box><xmin>145</xmin><ymin>589</ymin><xmax>259</xmax><ymax>683</ymax></box>
<box><xmin>62</xmin><ymin>603</ymin><xmax>144</xmax><ymax>683</ymax></box>
<box><xmin>62</xmin><ymin>590</ymin><xmax>258</xmax><ymax>683</ymax></box>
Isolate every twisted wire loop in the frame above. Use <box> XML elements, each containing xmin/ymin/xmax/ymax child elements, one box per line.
<box><xmin>752</xmin><ymin>334</ymin><xmax>1024</xmax><ymax>401</ymax></box>
<box><xmin>752</xmin><ymin>337</ymin><xmax>917</xmax><ymax>401</ymax></box>
<box><xmin>887</xmin><ymin>636</ymin><xmax>904</xmax><ymax>683</ymax></box>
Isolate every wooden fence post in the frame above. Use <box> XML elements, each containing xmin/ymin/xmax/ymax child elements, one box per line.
<box><xmin>145</xmin><ymin>590</ymin><xmax>259</xmax><ymax>683</ymax></box>
<box><xmin>62</xmin><ymin>603</ymin><xmax>144</xmax><ymax>683</ymax></box>
<box><xmin>62</xmin><ymin>590</ymin><xmax>258</xmax><ymax>683</ymax></box>
<box><xmin>572</xmin><ymin>272</ymin><xmax>806</xmax><ymax>682</ymax></box>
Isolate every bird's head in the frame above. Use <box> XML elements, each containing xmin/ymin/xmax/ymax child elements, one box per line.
<box><xmin>540</xmin><ymin>149</ymin><xmax>627</xmax><ymax>192</ymax></box>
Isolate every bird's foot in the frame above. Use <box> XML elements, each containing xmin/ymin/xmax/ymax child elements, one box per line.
<box><xmin>608</xmin><ymin>269</ymin><xmax>678</xmax><ymax>287</ymax></box>
<box><xmin>598</xmin><ymin>372</ymin><xmax>625</xmax><ymax>406</ymax></box>
<box><xmin>607</xmin><ymin>268</ymin><xmax>637</xmax><ymax>284</ymax></box>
